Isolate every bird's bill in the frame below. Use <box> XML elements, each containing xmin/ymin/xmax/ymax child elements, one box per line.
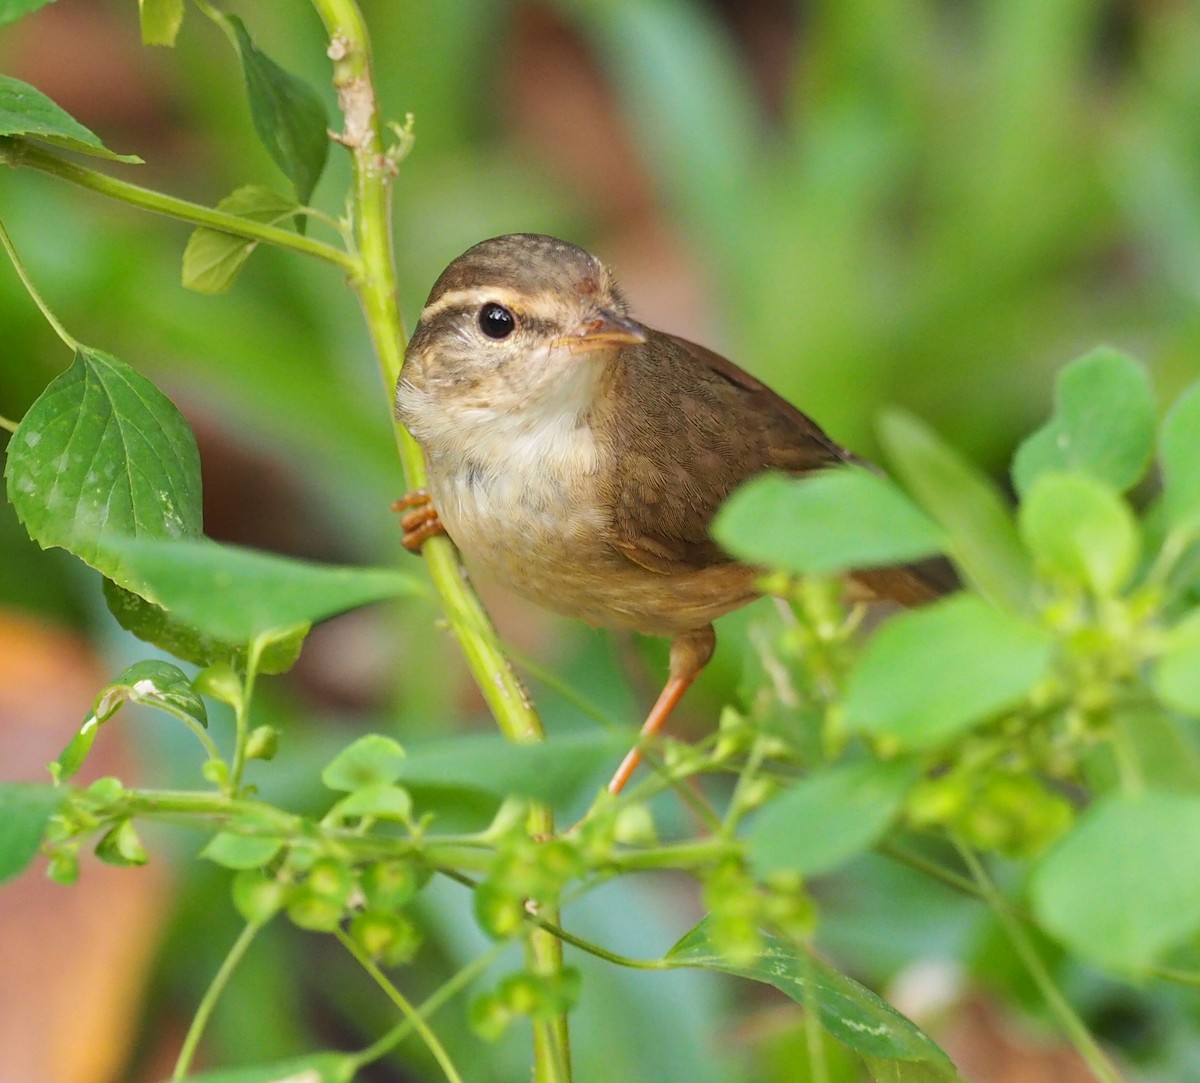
<box><xmin>554</xmin><ymin>311</ymin><xmax>647</xmax><ymax>353</ymax></box>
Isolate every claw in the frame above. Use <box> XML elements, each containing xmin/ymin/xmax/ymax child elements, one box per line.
<box><xmin>394</xmin><ymin>489</ymin><xmax>446</xmax><ymax>552</ymax></box>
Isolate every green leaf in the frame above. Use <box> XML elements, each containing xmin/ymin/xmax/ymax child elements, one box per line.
<box><xmin>0</xmin><ymin>783</ymin><xmax>63</xmax><ymax>883</ymax></box>
<box><xmin>183</xmin><ymin>185</ymin><xmax>299</xmax><ymax>294</ymax></box>
<box><xmin>749</xmin><ymin>758</ymin><xmax>920</xmax><ymax>877</ymax></box>
<box><xmin>218</xmin><ymin>14</ymin><xmax>330</xmax><ymax>208</ymax></box>
<box><xmin>174</xmin><ymin>1052</ymin><xmax>356</xmax><ymax>1083</ymax></box>
<box><xmin>102</xmin><ymin>581</ymin><xmax>305</xmax><ymax>675</ymax></box>
<box><xmin>1155</xmin><ymin>611</ymin><xmax>1200</xmax><ymax>715</ymax></box>
<box><xmin>138</xmin><ymin>0</ymin><xmax>183</xmax><ymax>45</ymax></box>
<box><xmin>392</xmin><ymin>731</ymin><xmax>634</xmax><ymax>809</ymax></box>
<box><xmin>96</xmin><ymin>658</ymin><xmax>207</xmax><ymax>727</ymax></box>
<box><xmin>1030</xmin><ymin>790</ymin><xmax>1200</xmax><ymax>970</ymax></box>
<box><xmin>52</xmin><ymin>660</ymin><xmax>206</xmax><ymax>783</ymax></box>
<box><xmin>321</xmin><ymin>735</ymin><xmax>407</xmax><ymax>792</ymax></box>
<box><xmin>0</xmin><ymin>75</ymin><xmax>140</xmax><ymax>161</ymax></box>
<box><xmin>1160</xmin><ymin>381</ymin><xmax>1200</xmax><ymax>534</ymax></box>
<box><xmin>98</xmin><ymin>537</ymin><xmax>422</xmax><ymax>644</ymax></box>
<box><xmin>202</xmin><ymin>830</ymin><xmax>284</xmax><ymax>870</ymax></box>
<box><xmin>713</xmin><ymin>468</ymin><xmax>944</xmax><ymax>575</ymax></box>
<box><xmin>50</xmin><ymin>721</ymin><xmax>99</xmax><ymax>784</ymax></box>
<box><xmin>327</xmin><ymin>784</ymin><xmax>413</xmax><ymax>823</ymax></box>
<box><xmin>667</xmin><ymin>917</ymin><xmax>958</xmax><ymax>1074</ymax></box>
<box><xmin>95</xmin><ymin>819</ymin><xmax>148</xmax><ymax>867</ymax></box>
<box><xmin>4</xmin><ymin>347</ymin><xmax>202</xmax><ymax>584</ymax></box>
<box><xmin>878</xmin><ymin>410</ymin><xmax>1034</xmax><ymax>613</ymax></box>
<box><xmin>1012</xmin><ymin>348</ymin><xmax>1155</xmax><ymax>498</ymax></box>
<box><xmin>844</xmin><ymin>595</ymin><xmax>1053</xmax><ymax>747</ymax></box>
<box><xmin>1019</xmin><ymin>473</ymin><xmax>1140</xmax><ymax>594</ymax></box>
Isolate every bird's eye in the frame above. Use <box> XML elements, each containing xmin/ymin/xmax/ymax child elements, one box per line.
<box><xmin>478</xmin><ymin>302</ymin><xmax>516</xmax><ymax>340</ymax></box>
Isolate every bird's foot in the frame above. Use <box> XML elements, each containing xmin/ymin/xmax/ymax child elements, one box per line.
<box><xmin>393</xmin><ymin>489</ymin><xmax>446</xmax><ymax>552</ymax></box>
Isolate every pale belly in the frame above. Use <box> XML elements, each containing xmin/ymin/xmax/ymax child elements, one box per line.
<box><xmin>428</xmin><ymin>459</ymin><xmax>758</xmax><ymax>637</ymax></box>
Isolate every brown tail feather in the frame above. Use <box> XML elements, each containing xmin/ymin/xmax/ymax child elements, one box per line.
<box><xmin>851</xmin><ymin>555</ymin><xmax>958</xmax><ymax>606</ymax></box>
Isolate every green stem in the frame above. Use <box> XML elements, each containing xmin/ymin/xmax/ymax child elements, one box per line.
<box><xmin>436</xmin><ymin>866</ymin><xmax>669</xmax><ymax>972</ymax></box>
<box><xmin>349</xmin><ymin>945</ymin><xmax>506</xmax><ymax>1069</ymax></box>
<box><xmin>0</xmin><ymin>141</ymin><xmax>359</xmax><ymax>273</ymax></box>
<box><xmin>172</xmin><ymin>919</ymin><xmax>264</xmax><ymax>1080</ymax></box>
<box><xmin>307</xmin><ymin>6</ymin><xmax>569</xmax><ymax>1080</ymax></box>
<box><xmin>0</xmin><ymin>216</ymin><xmax>80</xmax><ymax>349</ymax></box>
<box><xmin>721</xmin><ymin>736</ymin><xmax>769</xmax><ymax>837</ymax></box>
<box><xmin>0</xmin><ymin>414</ymin><xmax>17</xmax><ymax>433</ymax></box>
<box><xmin>226</xmin><ymin>636</ymin><xmax>264</xmax><ymax>796</ymax></box>
<box><xmin>955</xmin><ymin>841</ymin><xmax>1122</xmax><ymax>1083</ymax></box>
<box><xmin>307</xmin><ymin>0</ymin><xmax>543</xmax><ymax>748</ymax></box>
<box><xmin>334</xmin><ymin>926</ymin><xmax>466</xmax><ymax>1083</ymax></box>
<box><xmin>172</xmin><ymin>711</ymin><xmax>226</xmax><ymax>767</ymax></box>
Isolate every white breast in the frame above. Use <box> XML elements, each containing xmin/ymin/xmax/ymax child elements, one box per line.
<box><xmin>396</xmin><ymin>361</ymin><xmax>610</xmax><ymax>579</ymax></box>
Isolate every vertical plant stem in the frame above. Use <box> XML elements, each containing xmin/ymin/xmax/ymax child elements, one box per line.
<box><xmin>226</xmin><ymin>635</ymin><xmax>265</xmax><ymax>796</ymax></box>
<box><xmin>307</xmin><ymin>0</ymin><xmax>543</xmax><ymax>747</ymax></box>
<box><xmin>955</xmin><ymin>841</ymin><xmax>1123</xmax><ymax>1083</ymax></box>
<box><xmin>172</xmin><ymin>919</ymin><xmax>264</xmax><ymax>1080</ymax></box>
<box><xmin>307</xmin><ymin>4</ymin><xmax>570</xmax><ymax>1080</ymax></box>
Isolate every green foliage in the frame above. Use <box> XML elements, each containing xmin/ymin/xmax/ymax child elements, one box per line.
<box><xmin>667</xmin><ymin>917</ymin><xmax>962</xmax><ymax>1079</ymax></box>
<box><xmin>183</xmin><ymin>186</ymin><xmax>301</xmax><ymax>294</ymax></box>
<box><xmin>1011</xmin><ymin>347</ymin><xmax>1157</xmax><ymax>497</ymax></box>
<box><xmin>3</xmin><ymin>7</ymin><xmax>1200</xmax><ymax>1083</ymax></box>
<box><xmin>138</xmin><ymin>0</ymin><xmax>184</xmax><ymax>47</ymax></box>
<box><xmin>748</xmin><ymin>758</ymin><xmax>919</xmax><ymax>877</ymax></box>
<box><xmin>877</xmin><ymin>410</ymin><xmax>1035</xmax><ymax>612</ymax></box>
<box><xmin>0</xmin><ymin>783</ymin><xmax>63</xmax><ymax>882</ymax></box>
<box><xmin>5</xmin><ymin>346</ymin><xmax>203</xmax><ymax>574</ymax></box>
<box><xmin>843</xmin><ymin>595</ymin><xmax>1053</xmax><ymax>747</ymax></box>
<box><xmin>100</xmin><ymin>536</ymin><xmax>421</xmax><ymax>642</ymax></box>
<box><xmin>1030</xmin><ymin>791</ymin><xmax>1200</xmax><ymax>970</ymax></box>
<box><xmin>209</xmin><ymin>11</ymin><xmax>331</xmax><ymax>209</ymax></box>
<box><xmin>713</xmin><ymin>467</ymin><xmax>944</xmax><ymax>576</ymax></box>
<box><xmin>0</xmin><ymin>74</ymin><xmax>141</xmax><ymax>160</ymax></box>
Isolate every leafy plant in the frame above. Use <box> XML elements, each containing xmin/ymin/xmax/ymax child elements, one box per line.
<box><xmin>2</xmin><ymin>5</ymin><xmax>1199</xmax><ymax>1083</ymax></box>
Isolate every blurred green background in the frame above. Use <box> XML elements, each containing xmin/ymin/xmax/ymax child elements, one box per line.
<box><xmin>2</xmin><ymin>1</ymin><xmax>1199</xmax><ymax>1080</ymax></box>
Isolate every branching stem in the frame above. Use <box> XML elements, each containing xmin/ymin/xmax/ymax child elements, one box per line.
<box><xmin>0</xmin><ymin>142</ymin><xmax>359</xmax><ymax>273</ymax></box>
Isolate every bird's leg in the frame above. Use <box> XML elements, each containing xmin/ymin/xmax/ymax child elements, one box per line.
<box><xmin>607</xmin><ymin>625</ymin><xmax>716</xmax><ymax>795</ymax></box>
<box><xmin>393</xmin><ymin>489</ymin><xmax>446</xmax><ymax>552</ymax></box>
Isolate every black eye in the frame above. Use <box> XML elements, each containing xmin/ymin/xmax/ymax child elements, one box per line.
<box><xmin>478</xmin><ymin>302</ymin><xmax>516</xmax><ymax>340</ymax></box>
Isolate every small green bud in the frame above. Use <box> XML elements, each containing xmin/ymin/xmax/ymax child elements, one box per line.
<box><xmin>95</xmin><ymin>819</ymin><xmax>148</xmax><ymax>867</ymax></box>
<box><xmin>469</xmin><ymin>992</ymin><xmax>513</xmax><ymax>1042</ymax></box>
<box><xmin>46</xmin><ymin>845</ymin><xmax>80</xmax><ymax>885</ymax></box>
<box><xmin>287</xmin><ymin>890</ymin><xmax>344</xmax><ymax>932</ymax></box>
<box><xmin>350</xmin><ymin>909</ymin><xmax>422</xmax><ymax>966</ymax></box>
<box><xmin>201</xmin><ymin>759</ymin><xmax>229</xmax><ymax>787</ymax></box>
<box><xmin>362</xmin><ymin>859</ymin><xmax>427</xmax><ymax>911</ymax></box>
<box><xmin>306</xmin><ymin>857</ymin><xmax>353</xmax><ymax>906</ymax></box>
<box><xmin>613</xmin><ymin>803</ymin><xmax>657</xmax><ymax>846</ymax></box>
<box><xmin>244</xmin><ymin>725</ymin><xmax>279</xmax><ymax>762</ymax></box>
<box><xmin>232</xmin><ymin>869</ymin><xmax>288</xmax><ymax>923</ymax></box>
<box><xmin>474</xmin><ymin>880</ymin><xmax>525</xmax><ymax>940</ymax></box>
<box><xmin>194</xmin><ymin>661</ymin><xmax>242</xmax><ymax>708</ymax></box>
<box><xmin>85</xmin><ymin>776</ymin><xmax>124</xmax><ymax>805</ymax></box>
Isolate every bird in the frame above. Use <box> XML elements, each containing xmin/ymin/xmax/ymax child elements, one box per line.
<box><xmin>395</xmin><ymin>233</ymin><xmax>951</xmax><ymax>793</ymax></box>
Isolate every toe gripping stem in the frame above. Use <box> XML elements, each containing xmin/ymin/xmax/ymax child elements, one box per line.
<box><xmin>393</xmin><ymin>489</ymin><xmax>446</xmax><ymax>552</ymax></box>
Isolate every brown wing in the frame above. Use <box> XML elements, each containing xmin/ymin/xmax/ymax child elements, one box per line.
<box><xmin>604</xmin><ymin>330</ymin><xmax>956</xmax><ymax>604</ymax></box>
<box><xmin>604</xmin><ymin>330</ymin><xmax>850</xmax><ymax>575</ymax></box>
